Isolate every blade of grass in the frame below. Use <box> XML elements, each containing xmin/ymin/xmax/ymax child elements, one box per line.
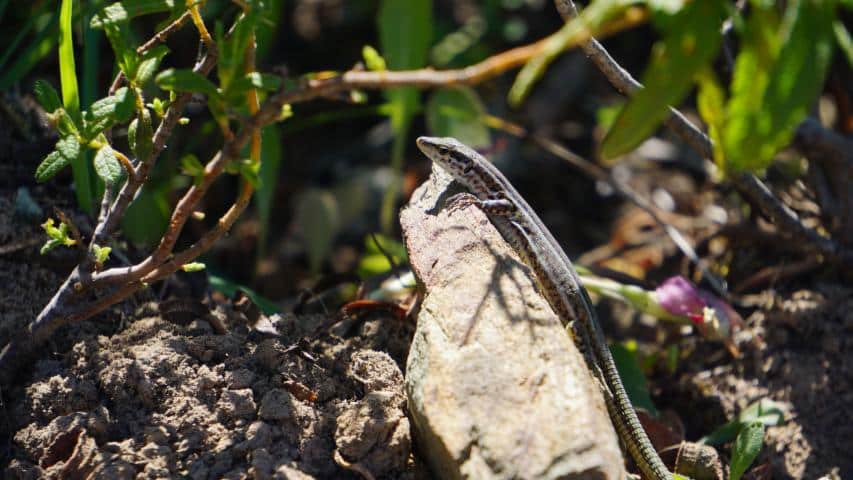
<box><xmin>0</xmin><ymin>14</ymin><xmax>58</xmax><ymax>91</ymax></box>
<box><xmin>83</xmin><ymin>3</ymin><xmax>104</xmax><ymax>201</ymax></box>
<box><xmin>60</xmin><ymin>0</ymin><xmax>94</xmax><ymax>212</ymax></box>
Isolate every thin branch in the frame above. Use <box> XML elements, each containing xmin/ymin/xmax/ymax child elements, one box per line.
<box><xmin>484</xmin><ymin>115</ymin><xmax>729</xmax><ymax>296</ymax></box>
<box><xmin>554</xmin><ymin>0</ymin><xmax>852</xmax><ymax>265</ymax></box>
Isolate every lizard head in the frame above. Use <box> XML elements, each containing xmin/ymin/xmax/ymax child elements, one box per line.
<box><xmin>416</xmin><ymin>136</ymin><xmax>479</xmax><ymax>180</ymax></box>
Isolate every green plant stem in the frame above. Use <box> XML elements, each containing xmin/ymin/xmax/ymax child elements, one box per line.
<box><xmin>59</xmin><ymin>0</ymin><xmax>94</xmax><ymax>212</ymax></box>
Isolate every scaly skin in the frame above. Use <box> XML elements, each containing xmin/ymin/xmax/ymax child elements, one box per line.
<box><xmin>417</xmin><ymin>136</ymin><xmax>674</xmax><ymax>480</ymax></box>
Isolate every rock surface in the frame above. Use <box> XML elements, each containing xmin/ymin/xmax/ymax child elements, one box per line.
<box><xmin>401</xmin><ymin>167</ymin><xmax>627</xmax><ymax>480</ymax></box>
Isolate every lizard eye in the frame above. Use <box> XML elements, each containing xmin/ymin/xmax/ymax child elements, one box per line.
<box><xmin>437</xmin><ymin>146</ymin><xmax>449</xmax><ymax>156</ymax></box>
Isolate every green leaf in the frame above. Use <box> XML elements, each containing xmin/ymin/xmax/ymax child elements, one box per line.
<box><xmin>738</xmin><ymin>398</ymin><xmax>785</xmax><ymax>427</ymax></box>
<box><xmin>33</xmin><ymin>80</ymin><xmax>62</xmax><ymax>113</ymax></box>
<box><xmin>36</xmin><ymin>135</ymin><xmax>81</xmax><ymax>182</ymax></box>
<box><xmin>425</xmin><ymin>87</ymin><xmax>490</xmax><ymax>149</ymax></box>
<box><xmin>295</xmin><ymin>189</ymin><xmax>340</xmax><ymax>274</ymax></box>
<box><xmin>35</xmin><ymin>151</ymin><xmax>71</xmax><ymax>183</ymax></box>
<box><xmin>362</xmin><ymin>45</ymin><xmax>387</xmax><ymax>71</ymax></box>
<box><xmin>696</xmin><ymin>68</ymin><xmax>726</xmax><ymax>167</ymax></box>
<box><xmin>610</xmin><ymin>342</ymin><xmax>657</xmax><ymax>415</ymax></box>
<box><xmin>40</xmin><ymin>218</ymin><xmax>77</xmax><ymax>254</ymax></box>
<box><xmin>729</xmin><ymin>422</ymin><xmax>764</xmax><ymax>480</ymax></box>
<box><xmin>83</xmin><ymin>87</ymin><xmax>136</xmax><ymax>138</ymax></box>
<box><xmin>224</xmin><ymin>72</ymin><xmax>282</xmax><ymax>102</ymax></box>
<box><xmin>92</xmin><ymin>244</ymin><xmax>112</xmax><ymax>264</ymax></box>
<box><xmin>135</xmin><ymin>45</ymin><xmax>169</xmax><ymax>85</ymax></box>
<box><xmin>217</xmin><ymin>14</ymin><xmax>256</xmax><ymax>92</ymax></box>
<box><xmin>701</xmin><ymin>398</ymin><xmax>784</xmax><ymax>445</ymax></box>
<box><xmin>155</xmin><ymin>68</ymin><xmax>220</xmax><ymax>97</ymax></box>
<box><xmin>835</xmin><ymin>20</ymin><xmax>853</xmax><ymax>67</ymax></box>
<box><xmin>208</xmin><ymin>273</ymin><xmax>281</xmax><ymax>315</ymax></box>
<box><xmin>181</xmin><ymin>262</ymin><xmax>206</xmax><ymax>272</ymax></box>
<box><xmin>600</xmin><ymin>0</ymin><xmax>727</xmax><ymax>159</ymax></box>
<box><xmin>356</xmin><ymin>233</ymin><xmax>409</xmax><ymax>278</ymax></box>
<box><xmin>93</xmin><ymin>144</ymin><xmax>123</xmax><ymax>185</ymax></box>
<box><xmin>378</xmin><ymin>0</ymin><xmax>432</xmax><ymax>233</ymax></box>
<box><xmin>509</xmin><ymin>0</ymin><xmax>638</xmax><ymax>107</ymax></box>
<box><xmin>722</xmin><ymin>1</ymin><xmax>834</xmax><ymax>173</ymax></box>
<box><xmin>91</xmin><ymin>0</ymin><xmax>178</xmax><ymax>28</ymax></box>
<box><xmin>122</xmin><ymin>186</ymin><xmax>169</xmax><ymax>245</ymax></box>
<box><xmin>104</xmin><ymin>21</ymin><xmax>140</xmax><ymax>77</ymax></box>
<box><xmin>133</xmin><ymin>107</ymin><xmax>154</xmax><ymax>160</ymax></box>
<box><xmin>256</xmin><ymin>125</ymin><xmax>282</xmax><ymax>256</ymax></box>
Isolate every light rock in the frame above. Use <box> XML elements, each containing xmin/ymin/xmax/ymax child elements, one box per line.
<box><xmin>401</xmin><ymin>167</ymin><xmax>626</xmax><ymax>480</ymax></box>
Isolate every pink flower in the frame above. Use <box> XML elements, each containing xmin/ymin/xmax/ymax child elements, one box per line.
<box><xmin>655</xmin><ymin>276</ymin><xmax>742</xmax><ymax>346</ymax></box>
<box><xmin>656</xmin><ymin>276</ymin><xmax>706</xmax><ymax>324</ymax></box>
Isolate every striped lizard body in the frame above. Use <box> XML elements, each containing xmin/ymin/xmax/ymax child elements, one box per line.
<box><xmin>416</xmin><ymin>136</ymin><xmax>673</xmax><ymax>480</ymax></box>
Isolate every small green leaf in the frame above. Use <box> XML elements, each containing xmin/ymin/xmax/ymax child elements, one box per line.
<box><xmin>33</xmin><ymin>80</ymin><xmax>62</xmax><ymax>113</ymax></box>
<box><xmin>729</xmin><ymin>422</ymin><xmax>764</xmax><ymax>480</ymax></box>
<box><xmin>701</xmin><ymin>398</ymin><xmax>784</xmax><ymax>445</ymax></box>
<box><xmin>133</xmin><ymin>107</ymin><xmax>154</xmax><ymax>160</ymax></box>
<box><xmin>93</xmin><ymin>144</ymin><xmax>123</xmax><ymax>185</ymax></box>
<box><xmin>356</xmin><ymin>233</ymin><xmax>408</xmax><ymax>278</ymax></box>
<box><xmin>49</xmin><ymin>108</ymin><xmax>80</xmax><ymax>137</ymax></box>
<box><xmin>104</xmin><ymin>22</ymin><xmax>140</xmax><ymax>77</ymax></box>
<box><xmin>156</xmin><ymin>68</ymin><xmax>220</xmax><ymax>97</ymax></box>
<box><xmin>722</xmin><ymin>1</ymin><xmax>834</xmax><ymax>173</ymax></box>
<box><xmin>240</xmin><ymin>160</ymin><xmax>260</xmax><ymax>187</ymax></box>
<box><xmin>135</xmin><ymin>45</ymin><xmax>169</xmax><ymax>85</ymax></box>
<box><xmin>180</xmin><ymin>154</ymin><xmax>205</xmax><ymax>185</ymax></box>
<box><xmin>425</xmin><ymin>87</ymin><xmax>490</xmax><ymax>149</ymax></box>
<box><xmin>696</xmin><ymin>68</ymin><xmax>726</xmax><ymax>167</ymax></box>
<box><xmin>610</xmin><ymin>342</ymin><xmax>657</xmax><ymax>415</ymax></box>
<box><xmin>40</xmin><ymin>218</ymin><xmax>76</xmax><ymax>254</ymax></box>
<box><xmin>738</xmin><ymin>398</ymin><xmax>785</xmax><ymax>427</ymax></box>
<box><xmin>362</xmin><ymin>45</ymin><xmax>387</xmax><ymax>71</ymax></box>
<box><xmin>83</xmin><ymin>87</ymin><xmax>137</xmax><ymax>138</ymax></box>
<box><xmin>35</xmin><ymin>151</ymin><xmax>71</xmax><ymax>183</ymax></box>
<box><xmin>92</xmin><ymin>244</ymin><xmax>112</xmax><ymax>263</ymax></box>
<box><xmin>36</xmin><ymin>135</ymin><xmax>81</xmax><ymax>182</ymax></box>
<box><xmin>181</xmin><ymin>262</ymin><xmax>206</xmax><ymax>272</ymax></box>
<box><xmin>217</xmin><ymin>14</ymin><xmax>256</xmax><ymax>91</ymax></box>
<box><xmin>600</xmin><ymin>0</ymin><xmax>727</xmax><ymax>159</ymax></box>
<box><xmin>128</xmin><ymin>118</ymin><xmax>138</xmax><ymax>151</ymax></box>
<box><xmin>209</xmin><ymin>273</ymin><xmax>281</xmax><ymax>315</ymax></box>
<box><xmin>91</xmin><ymin>0</ymin><xmax>178</xmax><ymax>28</ymax></box>
<box><xmin>224</xmin><ymin>72</ymin><xmax>282</xmax><ymax>102</ymax></box>
<box><xmin>834</xmin><ymin>21</ymin><xmax>853</xmax><ymax>67</ymax></box>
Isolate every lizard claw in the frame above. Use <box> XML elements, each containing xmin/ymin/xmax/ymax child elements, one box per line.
<box><xmin>445</xmin><ymin>192</ymin><xmax>480</xmax><ymax>216</ymax></box>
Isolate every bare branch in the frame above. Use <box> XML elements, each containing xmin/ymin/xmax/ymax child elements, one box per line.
<box><xmin>553</xmin><ymin>0</ymin><xmax>852</xmax><ymax>265</ymax></box>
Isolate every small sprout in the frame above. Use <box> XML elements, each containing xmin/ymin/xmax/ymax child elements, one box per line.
<box><xmin>40</xmin><ymin>218</ymin><xmax>77</xmax><ymax>254</ymax></box>
<box><xmin>150</xmin><ymin>98</ymin><xmax>166</xmax><ymax>118</ymax></box>
<box><xmin>349</xmin><ymin>90</ymin><xmax>368</xmax><ymax>104</ymax></box>
<box><xmin>278</xmin><ymin>104</ymin><xmax>293</xmax><ymax>121</ymax></box>
<box><xmin>179</xmin><ymin>117</ymin><xmax>190</xmax><ymax>125</ymax></box>
<box><xmin>192</xmin><ymin>211</ymin><xmax>206</xmax><ymax>221</ymax></box>
<box><xmin>362</xmin><ymin>45</ymin><xmax>387</xmax><ymax>71</ymax></box>
<box><xmin>181</xmin><ymin>262</ymin><xmax>206</xmax><ymax>272</ymax></box>
<box><xmin>92</xmin><ymin>244</ymin><xmax>112</xmax><ymax>265</ymax></box>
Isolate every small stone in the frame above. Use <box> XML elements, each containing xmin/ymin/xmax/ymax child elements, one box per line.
<box><xmin>258</xmin><ymin>389</ymin><xmax>294</xmax><ymax>422</ymax></box>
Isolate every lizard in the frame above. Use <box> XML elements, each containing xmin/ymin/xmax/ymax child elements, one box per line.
<box><xmin>416</xmin><ymin>136</ymin><xmax>675</xmax><ymax>480</ymax></box>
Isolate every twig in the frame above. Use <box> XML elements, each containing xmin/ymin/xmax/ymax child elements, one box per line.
<box><xmin>553</xmin><ymin>0</ymin><xmax>852</xmax><ymax>265</ymax></box>
<box><xmin>108</xmin><ymin>11</ymin><xmax>194</xmax><ymax>95</ymax></box>
<box><xmin>484</xmin><ymin>115</ymin><xmax>729</xmax><ymax>296</ymax></box>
